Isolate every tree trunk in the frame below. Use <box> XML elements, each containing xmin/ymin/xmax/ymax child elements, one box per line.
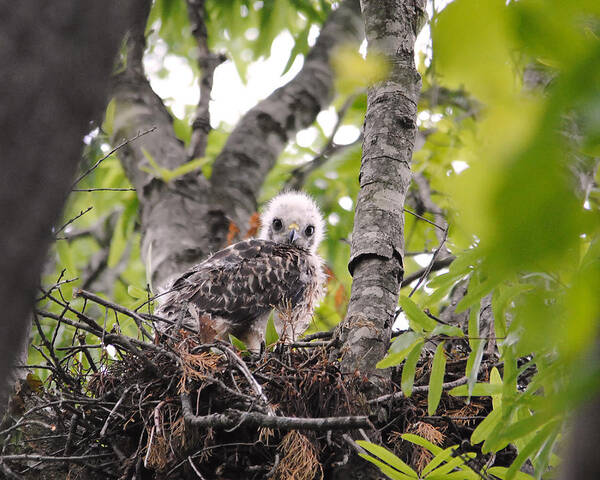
<box><xmin>337</xmin><ymin>0</ymin><xmax>425</xmax><ymax>376</ymax></box>
<box><xmin>0</xmin><ymin>0</ymin><xmax>136</xmax><ymax>414</ymax></box>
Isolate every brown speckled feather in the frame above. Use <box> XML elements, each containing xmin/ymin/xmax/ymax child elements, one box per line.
<box><xmin>157</xmin><ymin>239</ymin><xmax>322</xmax><ymax>347</ymax></box>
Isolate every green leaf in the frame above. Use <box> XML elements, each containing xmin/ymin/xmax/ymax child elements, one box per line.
<box><xmin>430</xmin><ymin>324</ymin><xmax>465</xmax><ymax>338</ymax></box>
<box><xmin>471</xmin><ymin>406</ymin><xmax>502</xmax><ymax>445</ymax></box>
<box><xmin>421</xmin><ymin>446</ymin><xmax>454</xmax><ymax>477</ymax></box>
<box><xmin>425</xmin><ymin>452</ymin><xmax>475</xmax><ymax>477</ymax></box>
<box><xmin>428</xmin><ymin>342</ymin><xmax>447</xmax><ymax>415</ymax></box>
<box><xmin>127</xmin><ymin>285</ymin><xmax>147</xmax><ymax>300</ymax></box>
<box><xmin>356</xmin><ymin>441</ymin><xmax>418</xmax><ymax>477</ymax></box>
<box><xmin>229</xmin><ymin>334</ymin><xmax>248</xmax><ymax>354</ymax></box>
<box><xmin>487</xmin><ymin>466</ymin><xmax>535</xmax><ymax>480</ymax></box>
<box><xmin>400</xmin><ymin>434</ymin><xmax>443</xmax><ymax>456</ymax></box>
<box><xmin>399</xmin><ymin>296</ymin><xmax>438</xmax><ymax>332</ymax></box>
<box><xmin>401</xmin><ymin>340</ymin><xmax>424</xmax><ymax>396</ymax></box>
<box><xmin>265</xmin><ymin>311</ymin><xmax>279</xmax><ymax>348</ymax></box>
<box><xmin>56</xmin><ymin>240</ymin><xmax>78</xmax><ymax>278</ymax></box>
<box><xmin>487</xmin><ymin>412</ymin><xmax>559</xmax><ymax>453</ymax></box>
<box><xmin>449</xmin><ymin>383</ymin><xmax>502</xmax><ymax>397</ymax></box>
<box><xmin>505</xmin><ymin>421</ymin><xmax>559</xmax><ymax>480</ymax></box>
<box><xmin>103</xmin><ymin>98</ymin><xmax>116</xmax><ymax>136</ymax></box>
<box><xmin>108</xmin><ymin>199</ymin><xmax>137</xmax><ymax>268</ymax></box>
<box><xmin>140</xmin><ymin>149</ymin><xmax>210</xmax><ymax>183</ymax></box>
<box><xmin>490</xmin><ymin>367</ymin><xmax>503</xmax><ymax>410</ymax></box>
<box><xmin>358</xmin><ymin>454</ymin><xmax>416</xmax><ymax>480</ymax></box>
<box><xmin>377</xmin><ymin>332</ymin><xmax>424</xmax><ymax>369</ymax></box>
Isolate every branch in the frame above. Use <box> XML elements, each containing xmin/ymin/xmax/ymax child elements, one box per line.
<box><xmin>367</xmin><ymin>376</ymin><xmax>468</xmax><ymax>404</ymax></box>
<box><xmin>285</xmin><ymin>94</ymin><xmax>363</xmax><ymax>190</ymax></box>
<box><xmin>408</xmin><ymin>225</ymin><xmax>448</xmax><ymax>297</ymax></box>
<box><xmin>71</xmin><ymin>127</ymin><xmax>156</xmax><ymax>188</ymax></box>
<box><xmin>181</xmin><ymin>394</ymin><xmax>370</xmax><ymax>431</ymax></box>
<box><xmin>400</xmin><ymin>255</ymin><xmax>455</xmax><ymax>288</ymax></box>
<box><xmin>209</xmin><ymin>0</ymin><xmax>364</xmax><ymax>230</ymax></box>
<box><xmin>74</xmin><ymin>289</ymin><xmax>153</xmax><ymax>341</ymax></box>
<box><xmin>186</xmin><ymin>0</ymin><xmax>226</xmax><ymax>160</ymax></box>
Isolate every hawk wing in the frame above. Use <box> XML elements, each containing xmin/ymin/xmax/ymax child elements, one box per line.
<box><xmin>158</xmin><ymin>239</ymin><xmax>313</xmax><ymax>327</ymax></box>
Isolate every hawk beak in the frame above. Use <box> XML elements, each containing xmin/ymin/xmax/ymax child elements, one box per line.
<box><xmin>287</xmin><ymin>223</ymin><xmax>300</xmax><ymax>244</ymax></box>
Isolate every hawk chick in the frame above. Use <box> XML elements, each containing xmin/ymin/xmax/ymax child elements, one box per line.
<box><xmin>157</xmin><ymin>192</ymin><xmax>326</xmax><ymax>351</ymax></box>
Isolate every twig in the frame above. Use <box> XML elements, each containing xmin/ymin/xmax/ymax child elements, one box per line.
<box><xmin>100</xmin><ymin>386</ymin><xmax>133</xmax><ymax>437</ymax></box>
<box><xmin>72</xmin><ymin>187</ymin><xmax>136</xmax><ymax>192</ymax></box>
<box><xmin>218</xmin><ymin>343</ymin><xmax>275</xmax><ymax>415</ymax></box>
<box><xmin>367</xmin><ymin>376</ymin><xmax>468</xmax><ymax>404</ymax></box>
<box><xmin>401</xmin><ymin>255</ymin><xmax>455</xmax><ymax>288</ymax></box>
<box><xmin>54</xmin><ymin>206</ymin><xmax>93</xmax><ymax>236</ymax></box>
<box><xmin>71</xmin><ymin>127</ymin><xmax>156</xmax><ymax>188</ymax></box>
<box><xmin>302</xmin><ymin>331</ymin><xmax>333</xmax><ymax>342</ymax></box>
<box><xmin>74</xmin><ymin>289</ymin><xmax>153</xmax><ymax>341</ymax></box>
<box><xmin>408</xmin><ymin>225</ymin><xmax>449</xmax><ymax>297</ymax></box>
<box><xmin>403</xmin><ymin>207</ymin><xmax>446</xmax><ymax>231</ymax></box>
<box><xmin>180</xmin><ymin>395</ymin><xmax>370</xmax><ymax>431</ymax></box>
<box><xmin>285</xmin><ymin>94</ymin><xmax>362</xmax><ymax>190</ymax></box>
<box><xmin>188</xmin><ymin>456</ymin><xmax>206</xmax><ymax>479</ymax></box>
<box><xmin>0</xmin><ymin>454</ymin><xmax>112</xmax><ymax>463</ymax></box>
<box><xmin>63</xmin><ymin>414</ymin><xmax>79</xmax><ymax>455</ymax></box>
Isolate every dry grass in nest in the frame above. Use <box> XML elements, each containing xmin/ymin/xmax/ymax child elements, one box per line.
<box><xmin>274</xmin><ymin>431</ymin><xmax>323</xmax><ymax>480</ymax></box>
<box><xmin>405</xmin><ymin>421</ymin><xmax>446</xmax><ymax>473</ymax></box>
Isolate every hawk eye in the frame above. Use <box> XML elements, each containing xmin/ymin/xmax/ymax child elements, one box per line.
<box><xmin>272</xmin><ymin>218</ymin><xmax>283</xmax><ymax>231</ymax></box>
<box><xmin>305</xmin><ymin>225</ymin><xmax>315</xmax><ymax>237</ymax></box>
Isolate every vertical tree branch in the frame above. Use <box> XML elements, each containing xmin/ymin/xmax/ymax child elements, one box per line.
<box><xmin>111</xmin><ymin>0</ymin><xmax>225</xmax><ymax>289</ymax></box>
<box><xmin>337</xmin><ymin>0</ymin><xmax>425</xmax><ymax>375</ymax></box>
<box><xmin>186</xmin><ymin>0</ymin><xmax>226</xmax><ymax>160</ymax></box>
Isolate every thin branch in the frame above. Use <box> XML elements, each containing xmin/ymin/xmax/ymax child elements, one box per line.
<box><xmin>100</xmin><ymin>386</ymin><xmax>133</xmax><ymax>437</ymax></box>
<box><xmin>285</xmin><ymin>94</ymin><xmax>362</xmax><ymax>190</ymax></box>
<box><xmin>72</xmin><ymin>187</ymin><xmax>136</xmax><ymax>192</ymax></box>
<box><xmin>401</xmin><ymin>255</ymin><xmax>455</xmax><ymax>288</ymax></box>
<box><xmin>0</xmin><ymin>454</ymin><xmax>113</xmax><ymax>464</ymax></box>
<box><xmin>71</xmin><ymin>127</ymin><xmax>156</xmax><ymax>188</ymax></box>
<box><xmin>54</xmin><ymin>206</ymin><xmax>93</xmax><ymax>236</ymax></box>
<box><xmin>186</xmin><ymin>0</ymin><xmax>226</xmax><ymax>160</ymax></box>
<box><xmin>181</xmin><ymin>394</ymin><xmax>370</xmax><ymax>431</ymax></box>
<box><xmin>403</xmin><ymin>207</ymin><xmax>446</xmax><ymax>231</ymax></box>
<box><xmin>367</xmin><ymin>376</ymin><xmax>468</xmax><ymax>404</ymax></box>
<box><xmin>74</xmin><ymin>289</ymin><xmax>153</xmax><ymax>341</ymax></box>
<box><xmin>408</xmin><ymin>225</ymin><xmax>449</xmax><ymax>298</ymax></box>
<box><xmin>217</xmin><ymin>343</ymin><xmax>275</xmax><ymax>416</ymax></box>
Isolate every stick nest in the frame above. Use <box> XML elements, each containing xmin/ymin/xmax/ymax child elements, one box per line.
<box><xmin>1</xmin><ymin>294</ymin><xmax>513</xmax><ymax>479</ymax></box>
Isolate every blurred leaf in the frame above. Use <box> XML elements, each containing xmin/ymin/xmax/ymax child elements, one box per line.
<box><xmin>401</xmin><ymin>340</ymin><xmax>424</xmax><ymax>397</ymax></box>
<box><xmin>108</xmin><ymin>198</ymin><xmax>137</xmax><ymax>268</ymax></box>
<box><xmin>26</xmin><ymin>373</ymin><xmax>43</xmax><ymax>393</ymax></box>
<box><xmin>450</xmin><ymin>383</ymin><xmax>502</xmax><ymax>397</ymax></box>
<box><xmin>265</xmin><ymin>311</ymin><xmax>279</xmax><ymax>348</ymax></box>
<box><xmin>332</xmin><ymin>44</ymin><xmax>390</xmax><ymax>95</ymax></box>
<box><xmin>428</xmin><ymin>341</ymin><xmax>446</xmax><ymax>415</ymax></box>
<box><xmin>229</xmin><ymin>334</ymin><xmax>248</xmax><ymax>354</ymax></box>
<box><xmin>400</xmin><ymin>433</ymin><xmax>443</xmax><ymax>456</ymax></box>
<box><xmin>399</xmin><ymin>296</ymin><xmax>438</xmax><ymax>332</ymax></box>
<box><xmin>356</xmin><ymin>441</ymin><xmax>418</xmax><ymax>478</ymax></box>
<box><xmin>127</xmin><ymin>285</ymin><xmax>148</xmax><ymax>300</ymax></box>
<box><xmin>377</xmin><ymin>332</ymin><xmax>423</xmax><ymax>369</ymax></box>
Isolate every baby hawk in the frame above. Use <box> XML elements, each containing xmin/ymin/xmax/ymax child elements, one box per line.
<box><xmin>157</xmin><ymin>191</ymin><xmax>326</xmax><ymax>351</ymax></box>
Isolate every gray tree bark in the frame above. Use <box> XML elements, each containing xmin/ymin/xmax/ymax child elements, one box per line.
<box><xmin>111</xmin><ymin>0</ymin><xmax>364</xmax><ymax>289</ymax></box>
<box><xmin>337</xmin><ymin>0</ymin><xmax>426</xmax><ymax>376</ymax></box>
<box><xmin>0</xmin><ymin>0</ymin><xmax>137</xmax><ymax>414</ymax></box>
